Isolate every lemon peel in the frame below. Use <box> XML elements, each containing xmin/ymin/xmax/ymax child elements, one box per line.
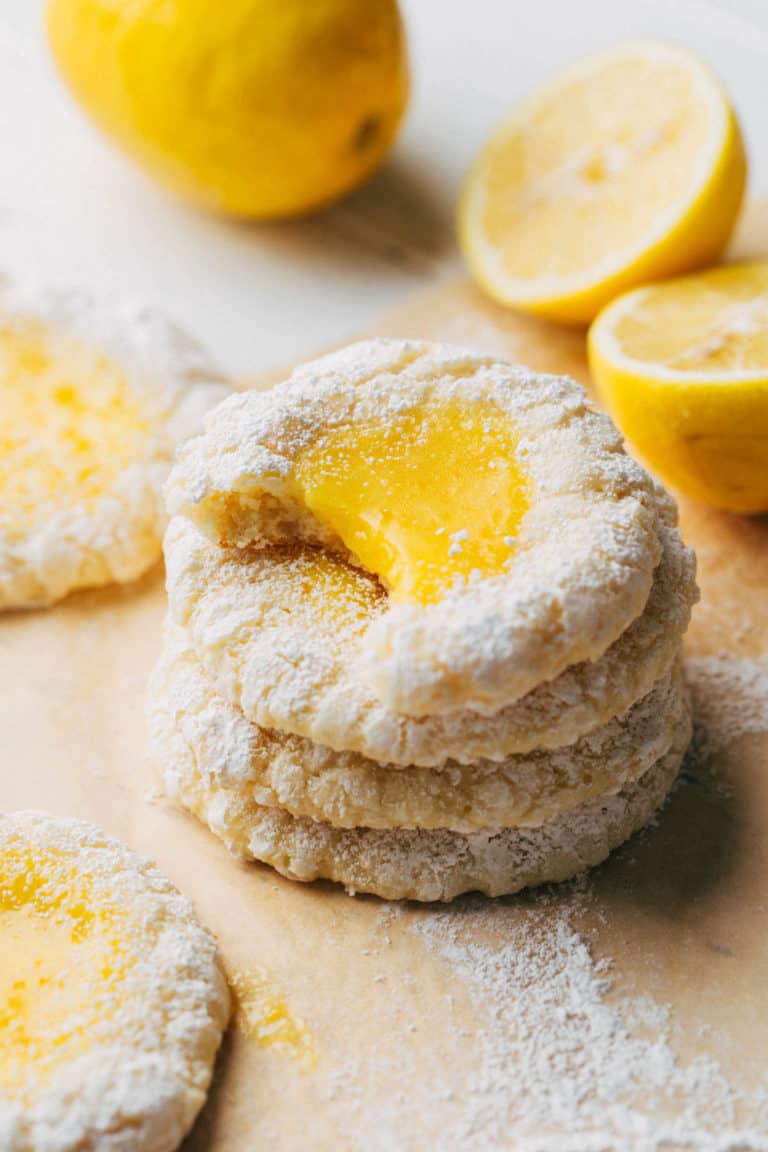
<box><xmin>47</xmin><ymin>0</ymin><xmax>409</xmax><ymax>219</ymax></box>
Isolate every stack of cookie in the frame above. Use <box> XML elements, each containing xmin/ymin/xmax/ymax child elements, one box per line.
<box><xmin>148</xmin><ymin>339</ymin><xmax>697</xmax><ymax>902</ymax></box>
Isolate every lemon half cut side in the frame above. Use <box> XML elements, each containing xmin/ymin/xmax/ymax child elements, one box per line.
<box><xmin>460</xmin><ymin>41</ymin><xmax>747</xmax><ymax>324</ymax></box>
<box><xmin>588</xmin><ymin>262</ymin><xmax>768</xmax><ymax>514</ymax></box>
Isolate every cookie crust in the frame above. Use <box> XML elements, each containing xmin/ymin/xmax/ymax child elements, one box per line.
<box><xmin>164</xmin><ymin>516</ymin><xmax>696</xmax><ymax>767</ymax></box>
<box><xmin>0</xmin><ymin>280</ymin><xmax>229</xmax><ymax>609</ymax></box>
<box><xmin>156</xmin><ymin>710</ymin><xmax>690</xmax><ymax>902</ymax></box>
<box><xmin>166</xmin><ymin>339</ymin><xmax>667</xmax><ymax>715</ymax></box>
<box><xmin>149</xmin><ymin>624</ymin><xmax>687</xmax><ymax>833</ymax></box>
<box><xmin>0</xmin><ymin>811</ymin><xmax>229</xmax><ymax>1152</ymax></box>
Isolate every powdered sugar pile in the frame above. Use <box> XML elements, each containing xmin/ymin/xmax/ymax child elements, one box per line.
<box><xmin>285</xmin><ymin>652</ymin><xmax>768</xmax><ymax>1148</ymax></box>
<box><xmin>362</xmin><ymin>652</ymin><xmax>768</xmax><ymax>1150</ymax></box>
<box><xmin>410</xmin><ymin>889</ymin><xmax>768</xmax><ymax>1152</ymax></box>
<box><xmin>686</xmin><ymin>653</ymin><xmax>768</xmax><ymax>761</ymax></box>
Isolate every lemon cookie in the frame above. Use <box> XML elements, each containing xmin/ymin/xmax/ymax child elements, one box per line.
<box><xmin>0</xmin><ymin>811</ymin><xmax>229</xmax><ymax>1152</ymax></box>
<box><xmin>154</xmin><ymin>706</ymin><xmax>691</xmax><ymax>902</ymax></box>
<box><xmin>149</xmin><ymin>623</ymin><xmax>687</xmax><ymax>833</ymax></box>
<box><xmin>166</xmin><ymin>338</ymin><xmax>665</xmax><ymax>716</ymax></box>
<box><xmin>0</xmin><ymin>279</ymin><xmax>229</xmax><ymax>609</ymax></box>
<box><xmin>164</xmin><ymin>515</ymin><xmax>696</xmax><ymax>767</ymax></box>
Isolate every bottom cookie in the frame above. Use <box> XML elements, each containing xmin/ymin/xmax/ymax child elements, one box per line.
<box><xmin>159</xmin><ymin>703</ymin><xmax>691</xmax><ymax>902</ymax></box>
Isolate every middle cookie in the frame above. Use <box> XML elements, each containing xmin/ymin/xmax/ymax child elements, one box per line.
<box><xmin>164</xmin><ymin>514</ymin><xmax>696</xmax><ymax>767</ymax></box>
<box><xmin>148</xmin><ymin>623</ymin><xmax>688</xmax><ymax>834</ymax></box>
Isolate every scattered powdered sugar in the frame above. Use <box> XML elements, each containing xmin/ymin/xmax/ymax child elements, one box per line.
<box><xmin>364</xmin><ymin>654</ymin><xmax>768</xmax><ymax>1151</ymax></box>
<box><xmin>448</xmin><ymin>528</ymin><xmax>469</xmax><ymax>557</ymax></box>
<box><xmin>686</xmin><ymin>653</ymin><xmax>768</xmax><ymax>761</ymax></box>
<box><xmin>406</xmin><ymin>889</ymin><xmax>768</xmax><ymax>1152</ymax></box>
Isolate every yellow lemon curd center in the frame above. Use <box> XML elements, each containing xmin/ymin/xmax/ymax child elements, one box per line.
<box><xmin>0</xmin><ymin>845</ymin><xmax>129</xmax><ymax>1099</ymax></box>
<box><xmin>230</xmin><ymin>966</ymin><xmax>316</xmax><ymax>1070</ymax></box>
<box><xmin>0</xmin><ymin>319</ymin><xmax>151</xmax><ymax>532</ymax></box>
<box><xmin>292</xmin><ymin>401</ymin><xmax>529</xmax><ymax>604</ymax></box>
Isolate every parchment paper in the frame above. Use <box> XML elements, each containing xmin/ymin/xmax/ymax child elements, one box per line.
<box><xmin>1</xmin><ymin>205</ymin><xmax>767</xmax><ymax>1151</ymax></box>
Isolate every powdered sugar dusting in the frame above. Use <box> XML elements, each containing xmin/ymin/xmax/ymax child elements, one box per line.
<box><xmin>360</xmin><ymin>655</ymin><xmax>768</xmax><ymax>1149</ymax></box>
<box><xmin>686</xmin><ymin>653</ymin><xmax>768</xmax><ymax>760</ymax></box>
<box><xmin>166</xmin><ymin>338</ymin><xmax>669</xmax><ymax>719</ymax></box>
<box><xmin>406</xmin><ymin>889</ymin><xmax>768</xmax><ymax>1151</ymax></box>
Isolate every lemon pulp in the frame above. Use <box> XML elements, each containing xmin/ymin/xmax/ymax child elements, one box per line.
<box><xmin>603</xmin><ymin>263</ymin><xmax>768</xmax><ymax>375</ymax></box>
<box><xmin>0</xmin><ymin>844</ymin><xmax>128</xmax><ymax>1098</ymax></box>
<box><xmin>588</xmin><ymin>262</ymin><xmax>768</xmax><ymax>513</ymax></box>
<box><xmin>478</xmin><ymin>52</ymin><xmax>712</xmax><ymax>284</ymax></box>
<box><xmin>293</xmin><ymin>401</ymin><xmax>529</xmax><ymax>604</ymax></box>
<box><xmin>0</xmin><ymin>319</ymin><xmax>150</xmax><ymax>532</ymax></box>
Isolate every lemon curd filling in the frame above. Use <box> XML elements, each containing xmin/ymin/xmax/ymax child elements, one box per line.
<box><xmin>0</xmin><ymin>845</ymin><xmax>128</xmax><ymax>1099</ymax></box>
<box><xmin>230</xmin><ymin>967</ymin><xmax>316</xmax><ymax>1069</ymax></box>
<box><xmin>293</xmin><ymin>401</ymin><xmax>530</xmax><ymax>604</ymax></box>
<box><xmin>0</xmin><ymin>319</ymin><xmax>151</xmax><ymax>532</ymax></box>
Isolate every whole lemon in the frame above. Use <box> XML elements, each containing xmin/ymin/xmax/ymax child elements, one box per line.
<box><xmin>47</xmin><ymin>0</ymin><xmax>409</xmax><ymax>218</ymax></box>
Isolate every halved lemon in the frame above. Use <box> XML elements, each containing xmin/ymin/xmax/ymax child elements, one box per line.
<box><xmin>588</xmin><ymin>262</ymin><xmax>768</xmax><ymax>514</ymax></box>
<box><xmin>460</xmin><ymin>41</ymin><xmax>747</xmax><ymax>325</ymax></box>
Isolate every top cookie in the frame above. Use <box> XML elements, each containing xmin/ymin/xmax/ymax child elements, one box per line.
<box><xmin>167</xmin><ymin>339</ymin><xmax>664</xmax><ymax>716</ymax></box>
<box><xmin>0</xmin><ymin>278</ymin><xmax>230</xmax><ymax>609</ymax></box>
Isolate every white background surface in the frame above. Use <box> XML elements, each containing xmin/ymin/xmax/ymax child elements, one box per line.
<box><xmin>0</xmin><ymin>0</ymin><xmax>766</xmax><ymax>376</ymax></box>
